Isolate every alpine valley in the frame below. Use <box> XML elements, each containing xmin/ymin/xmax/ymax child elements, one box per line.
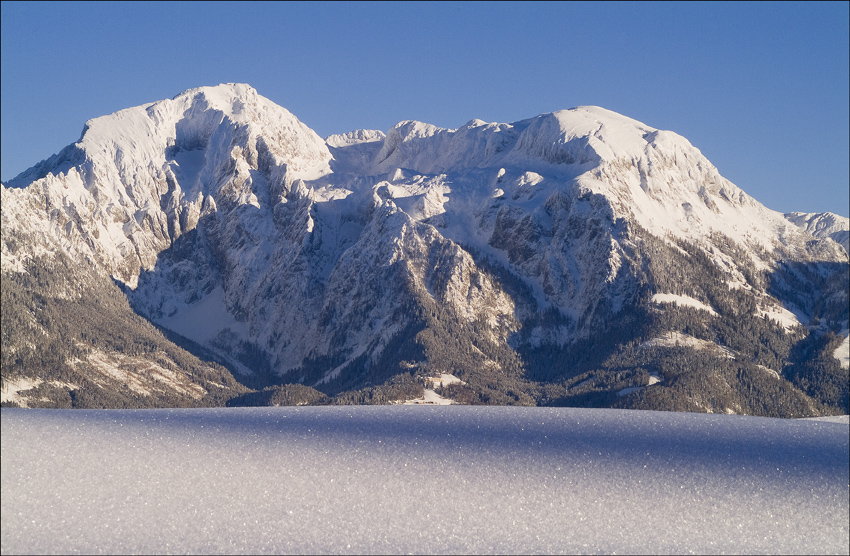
<box><xmin>2</xmin><ymin>84</ymin><xmax>848</xmax><ymax>415</ymax></box>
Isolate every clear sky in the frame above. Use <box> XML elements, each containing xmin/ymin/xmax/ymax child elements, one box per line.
<box><xmin>2</xmin><ymin>1</ymin><xmax>848</xmax><ymax>217</ymax></box>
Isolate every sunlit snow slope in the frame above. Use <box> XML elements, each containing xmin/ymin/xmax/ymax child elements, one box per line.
<box><xmin>2</xmin><ymin>407</ymin><xmax>848</xmax><ymax>554</ymax></box>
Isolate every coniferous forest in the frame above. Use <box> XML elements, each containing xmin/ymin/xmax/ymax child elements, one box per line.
<box><xmin>3</xmin><ymin>226</ymin><xmax>847</xmax><ymax>417</ymax></box>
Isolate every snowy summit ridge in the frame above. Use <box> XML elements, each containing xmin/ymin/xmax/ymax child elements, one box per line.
<box><xmin>2</xmin><ymin>83</ymin><xmax>847</xmax><ymax>412</ymax></box>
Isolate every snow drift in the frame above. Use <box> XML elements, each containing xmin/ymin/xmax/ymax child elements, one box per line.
<box><xmin>2</xmin><ymin>407</ymin><xmax>847</xmax><ymax>554</ymax></box>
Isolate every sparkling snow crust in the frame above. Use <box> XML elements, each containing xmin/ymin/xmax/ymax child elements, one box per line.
<box><xmin>2</xmin><ymin>407</ymin><xmax>848</xmax><ymax>555</ymax></box>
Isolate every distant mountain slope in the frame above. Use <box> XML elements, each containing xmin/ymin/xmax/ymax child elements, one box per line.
<box><xmin>784</xmin><ymin>211</ymin><xmax>849</xmax><ymax>251</ymax></box>
<box><xmin>2</xmin><ymin>84</ymin><xmax>847</xmax><ymax>414</ymax></box>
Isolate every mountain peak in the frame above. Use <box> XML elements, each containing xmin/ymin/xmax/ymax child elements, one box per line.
<box><xmin>171</xmin><ymin>82</ymin><xmax>257</xmax><ymax>101</ymax></box>
<box><xmin>6</xmin><ymin>82</ymin><xmax>332</xmax><ymax>192</ymax></box>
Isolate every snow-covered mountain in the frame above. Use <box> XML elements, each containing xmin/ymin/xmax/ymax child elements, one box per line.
<box><xmin>2</xmin><ymin>84</ymin><xmax>848</xmax><ymax>413</ymax></box>
<box><xmin>784</xmin><ymin>211</ymin><xmax>849</xmax><ymax>251</ymax></box>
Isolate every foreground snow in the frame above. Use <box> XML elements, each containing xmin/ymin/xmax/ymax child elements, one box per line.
<box><xmin>2</xmin><ymin>407</ymin><xmax>848</xmax><ymax>554</ymax></box>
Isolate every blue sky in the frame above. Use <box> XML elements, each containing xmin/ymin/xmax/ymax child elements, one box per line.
<box><xmin>2</xmin><ymin>1</ymin><xmax>848</xmax><ymax>216</ymax></box>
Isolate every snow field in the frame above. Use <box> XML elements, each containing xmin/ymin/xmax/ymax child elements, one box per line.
<box><xmin>835</xmin><ymin>331</ymin><xmax>850</xmax><ymax>370</ymax></box>
<box><xmin>401</xmin><ymin>374</ymin><xmax>466</xmax><ymax>404</ymax></box>
<box><xmin>2</xmin><ymin>406</ymin><xmax>848</xmax><ymax>555</ymax></box>
<box><xmin>651</xmin><ymin>293</ymin><xmax>718</xmax><ymax>316</ymax></box>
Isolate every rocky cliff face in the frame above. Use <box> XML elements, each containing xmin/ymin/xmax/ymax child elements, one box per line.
<box><xmin>2</xmin><ymin>84</ymin><xmax>847</xmax><ymax>413</ymax></box>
